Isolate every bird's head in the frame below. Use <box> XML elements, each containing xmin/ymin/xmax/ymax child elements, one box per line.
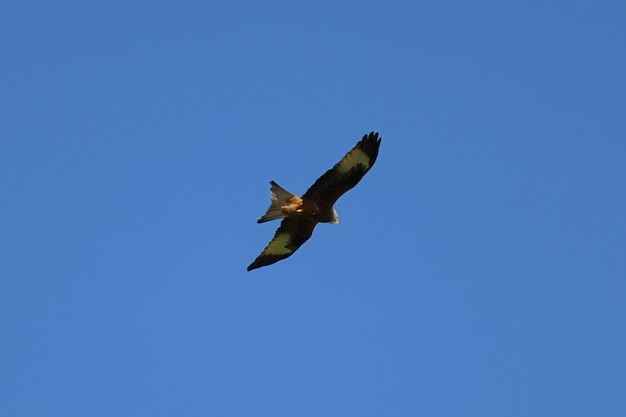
<box><xmin>331</xmin><ymin>209</ymin><xmax>339</xmax><ymax>224</ymax></box>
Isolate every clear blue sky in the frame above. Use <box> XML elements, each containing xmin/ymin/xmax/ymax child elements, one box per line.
<box><xmin>1</xmin><ymin>1</ymin><xmax>625</xmax><ymax>416</ymax></box>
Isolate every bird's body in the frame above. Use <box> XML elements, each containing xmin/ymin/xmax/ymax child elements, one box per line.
<box><xmin>247</xmin><ymin>132</ymin><xmax>381</xmax><ymax>271</ymax></box>
<box><xmin>257</xmin><ymin>182</ymin><xmax>338</xmax><ymax>224</ymax></box>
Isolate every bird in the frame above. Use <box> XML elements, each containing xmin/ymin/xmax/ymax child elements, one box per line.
<box><xmin>247</xmin><ymin>132</ymin><xmax>381</xmax><ymax>271</ymax></box>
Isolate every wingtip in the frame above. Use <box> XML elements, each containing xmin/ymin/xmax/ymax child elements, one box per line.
<box><xmin>356</xmin><ymin>131</ymin><xmax>381</xmax><ymax>161</ymax></box>
<box><xmin>364</xmin><ymin>131</ymin><xmax>381</xmax><ymax>143</ymax></box>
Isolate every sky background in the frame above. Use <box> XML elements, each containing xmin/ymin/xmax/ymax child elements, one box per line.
<box><xmin>1</xmin><ymin>1</ymin><xmax>625</xmax><ymax>416</ymax></box>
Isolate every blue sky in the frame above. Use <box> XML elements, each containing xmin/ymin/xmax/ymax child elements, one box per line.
<box><xmin>1</xmin><ymin>1</ymin><xmax>625</xmax><ymax>416</ymax></box>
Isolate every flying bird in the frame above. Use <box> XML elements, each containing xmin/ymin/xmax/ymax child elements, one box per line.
<box><xmin>247</xmin><ymin>132</ymin><xmax>381</xmax><ymax>271</ymax></box>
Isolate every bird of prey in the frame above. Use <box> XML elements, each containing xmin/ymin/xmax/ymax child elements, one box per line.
<box><xmin>247</xmin><ymin>132</ymin><xmax>381</xmax><ymax>271</ymax></box>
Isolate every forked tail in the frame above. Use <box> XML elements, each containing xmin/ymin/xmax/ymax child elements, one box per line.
<box><xmin>257</xmin><ymin>181</ymin><xmax>297</xmax><ymax>223</ymax></box>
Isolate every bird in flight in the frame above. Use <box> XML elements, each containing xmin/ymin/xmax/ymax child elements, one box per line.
<box><xmin>247</xmin><ymin>132</ymin><xmax>381</xmax><ymax>271</ymax></box>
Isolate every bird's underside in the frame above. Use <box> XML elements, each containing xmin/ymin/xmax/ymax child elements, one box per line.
<box><xmin>257</xmin><ymin>181</ymin><xmax>337</xmax><ymax>224</ymax></box>
<box><xmin>247</xmin><ymin>132</ymin><xmax>381</xmax><ymax>271</ymax></box>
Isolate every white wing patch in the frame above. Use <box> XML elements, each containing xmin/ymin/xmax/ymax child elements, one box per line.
<box><xmin>336</xmin><ymin>148</ymin><xmax>370</xmax><ymax>174</ymax></box>
<box><xmin>264</xmin><ymin>233</ymin><xmax>293</xmax><ymax>255</ymax></box>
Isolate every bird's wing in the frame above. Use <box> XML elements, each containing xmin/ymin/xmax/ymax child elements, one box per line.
<box><xmin>302</xmin><ymin>132</ymin><xmax>381</xmax><ymax>204</ymax></box>
<box><xmin>247</xmin><ymin>218</ymin><xmax>317</xmax><ymax>271</ymax></box>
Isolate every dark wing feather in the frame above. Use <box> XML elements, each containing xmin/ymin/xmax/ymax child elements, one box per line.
<box><xmin>302</xmin><ymin>132</ymin><xmax>381</xmax><ymax>204</ymax></box>
<box><xmin>247</xmin><ymin>218</ymin><xmax>317</xmax><ymax>271</ymax></box>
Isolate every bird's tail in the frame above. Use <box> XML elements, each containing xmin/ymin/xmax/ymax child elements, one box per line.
<box><xmin>257</xmin><ymin>181</ymin><xmax>296</xmax><ymax>223</ymax></box>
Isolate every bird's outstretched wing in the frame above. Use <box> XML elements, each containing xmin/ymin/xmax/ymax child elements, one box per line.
<box><xmin>302</xmin><ymin>132</ymin><xmax>381</xmax><ymax>204</ymax></box>
<box><xmin>247</xmin><ymin>218</ymin><xmax>317</xmax><ymax>271</ymax></box>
